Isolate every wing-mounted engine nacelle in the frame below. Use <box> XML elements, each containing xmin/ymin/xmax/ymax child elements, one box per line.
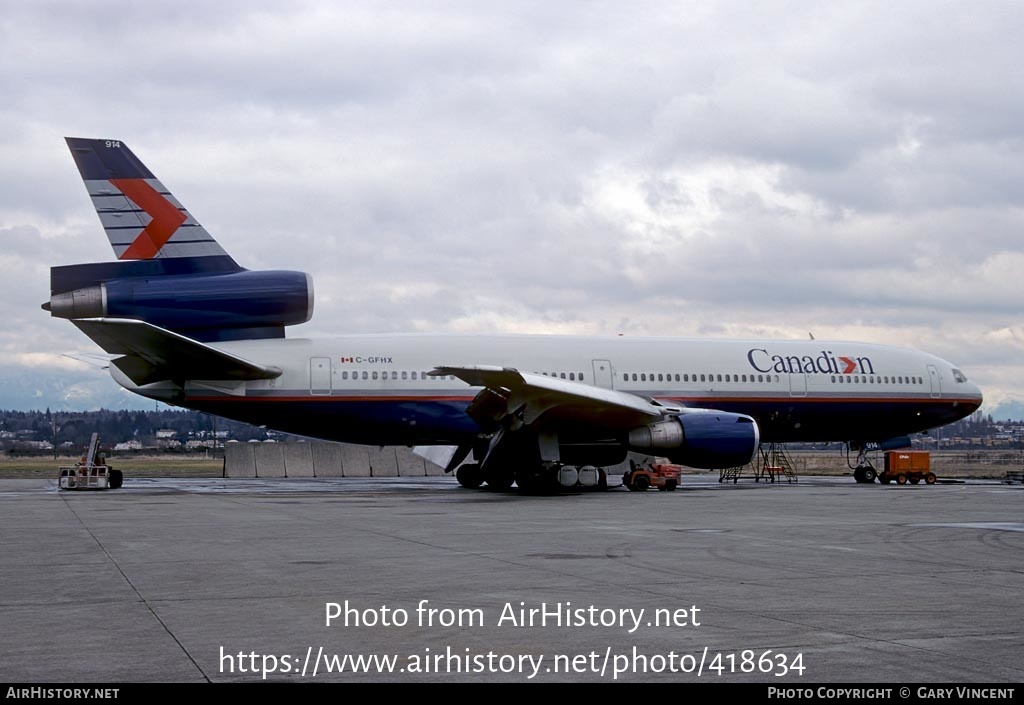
<box><xmin>627</xmin><ymin>413</ymin><xmax>760</xmax><ymax>469</ymax></box>
<box><xmin>46</xmin><ymin>268</ymin><xmax>313</xmax><ymax>342</ymax></box>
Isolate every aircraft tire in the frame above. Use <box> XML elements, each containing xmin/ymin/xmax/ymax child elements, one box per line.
<box><xmin>853</xmin><ymin>468</ymin><xmax>865</xmax><ymax>483</ymax></box>
<box><xmin>456</xmin><ymin>464</ymin><xmax>483</xmax><ymax>489</ymax></box>
<box><xmin>109</xmin><ymin>469</ymin><xmax>123</xmax><ymax>489</ymax></box>
<box><xmin>485</xmin><ymin>471</ymin><xmax>515</xmax><ymax>491</ymax></box>
<box><xmin>862</xmin><ymin>467</ymin><xmax>877</xmax><ymax>483</ymax></box>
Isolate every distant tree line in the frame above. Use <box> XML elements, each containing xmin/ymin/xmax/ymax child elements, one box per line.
<box><xmin>0</xmin><ymin>408</ymin><xmax>296</xmax><ymax>451</ymax></box>
<box><xmin>0</xmin><ymin>406</ymin><xmax>1019</xmax><ymax>454</ymax></box>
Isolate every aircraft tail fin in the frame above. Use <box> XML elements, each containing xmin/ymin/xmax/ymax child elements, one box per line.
<box><xmin>52</xmin><ymin>139</ymin><xmax>312</xmax><ymax>343</ymax></box>
<box><xmin>64</xmin><ymin>137</ymin><xmax>237</xmax><ymax>264</ymax></box>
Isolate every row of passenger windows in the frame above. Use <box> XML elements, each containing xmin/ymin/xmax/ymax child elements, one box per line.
<box><xmin>334</xmin><ymin>370</ymin><xmax>926</xmax><ymax>386</ymax></box>
<box><xmin>338</xmin><ymin>371</ymin><xmax>457</xmax><ymax>381</ymax></box>
<box><xmin>540</xmin><ymin>372</ymin><xmax>586</xmax><ymax>381</ymax></box>
<box><xmin>830</xmin><ymin>375</ymin><xmax>923</xmax><ymax>385</ymax></box>
<box><xmin>622</xmin><ymin>372</ymin><xmax>781</xmax><ymax>383</ymax></box>
<box><xmin>620</xmin><ymin>372</ymin><xmax>925</xmax><ymax>385</ymax></box>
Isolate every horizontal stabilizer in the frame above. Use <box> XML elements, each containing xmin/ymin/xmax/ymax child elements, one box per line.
<box><xmin>71</xmin><ymin>318</ymin><xmax>282</xmax><ymax>385</ymax></box>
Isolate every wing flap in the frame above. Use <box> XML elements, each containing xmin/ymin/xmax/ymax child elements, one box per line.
<box><xmin>72</xmin><ymin>318</ymin><xmax>282</xmax><ymax>385</ymax></box>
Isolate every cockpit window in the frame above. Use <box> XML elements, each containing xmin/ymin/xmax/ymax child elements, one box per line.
<box><xmin>952</xmin><ymin>369</ymin><xmax>968</xmax><ymax>383</ymax></box>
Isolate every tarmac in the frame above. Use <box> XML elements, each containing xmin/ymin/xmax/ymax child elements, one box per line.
<box><xmin>1</xmin><ymin>474</ymin><xmax>1022</xmax><ymax>683</ymax></box>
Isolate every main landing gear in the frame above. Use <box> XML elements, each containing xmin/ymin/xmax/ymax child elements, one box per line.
<box><xmin>456</xmin><ymin>462</ymin><xmax>607</xmax><ymax>493</ymax></box>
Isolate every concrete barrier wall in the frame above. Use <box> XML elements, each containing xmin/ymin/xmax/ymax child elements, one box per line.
<box><xmin>311</xmin><ymin>442</ymin><xmax>344</xmax><ymax>477</ymax></box>
<box><xmin>368</xmin><ymin>447</ymin><xmax>399</xmax><ymax>477</ymax></box>
<box><xmin>224</xmin><ymin>442</ymin><xmax>257</xmax><ymax>477</ymax></box>
<box><xmin>225</xmin><ymin>441</ymin><xmax>455</xmax><ymax>479</ymax></box>
<box><xmin>397</xmin><ymin>448</ymin><xmax>428</xmax><ymax>477</ymax></box>
<box><xmin>340</xmin><ymin>445</ymin><xmax>371</xmax><ymax>477</ymax></box>
<box><xmin>254</xmin><ymin>442</ymin><xmax>286</xmax><ymax>478</ymax></box>
<box><xmin>283</xmin><ymin>443</ymin><xmax>314</xmax><ymax>477</ymax></box>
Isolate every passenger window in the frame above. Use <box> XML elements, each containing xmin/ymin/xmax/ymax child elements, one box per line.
<box><xmin>579</xmin><ymin>372</ymin><xmax>584</xmax><ymax>381</ymax></box>
<box><xmin>674</xmin><ymin>374</ymin><xmax>680</xmax><ymax>382</ymax></box>
<box><xmin>362</xmin><ymin>371</ymin><xmax>368</xmax><ymax>380</ymax></box>
<box><xmin>658</xmin><ymin>374</ymin><xmax>664</xmax><ymax>382</ymax></box>
<box><xmin>372</xmin><ymin>371</ymin><xmax>378</xmax><ymax>380</ymax></box>
<box><xmin>641</xmin><ymin>373</ymin><xmax>647</xmax><ymax>382</ymax></box>
<box><xmin>757</xmin><ymin>375</ymin><xmax>763</xmax><ymax>382</ymax></box>
<box><xmin>412</xmin><ymin>372</ymin><xmax>418</xmax><ymax>380</ymax></box>
<box><xmin>683</xmin><ymin>374</ymin><xmax>689</xmax><ymax>382</ymax></box>
<box><xmin>392</xmin><ymin>371</ymin><xmax>398</xmax><ymax>380</ymax></box>
<box><xmin>341</xmin><ymin>371</ymin><xmax>348</xmax><ymax>380</ymax></box>
<box><xmin>700</xmin><ymin>374</ymin><xmax>706</xmax><ymax>382</ymax></box>
<box><xmin>717</xmin><ymin>374</ymin><xmax>722</xmax><ymax>382</ymax></box>
<box><xmin>569</xmin><ymin>372</ymin><xmax>575</xmax><ymax>381</ymax></box>
<box><xmin>560</xmin><ymin>372</ymin><xmax>566</xmax><ymax>379</ymax></box>
<box><xmin>401</xmin><ymin>371</ymin><xmax>407</xmax><ymax>380</ymax></box>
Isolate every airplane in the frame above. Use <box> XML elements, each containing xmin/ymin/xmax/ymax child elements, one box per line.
<box><xmin>45</xmin><ymin>137</ymin><xmax>984</xmax><ymax>490</ymax></box>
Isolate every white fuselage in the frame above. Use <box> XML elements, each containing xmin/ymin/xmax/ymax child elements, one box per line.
<box><xmin>115</xmin><ymin>333</ymin><xmax>983</xmax><ymax>447</ymax></box>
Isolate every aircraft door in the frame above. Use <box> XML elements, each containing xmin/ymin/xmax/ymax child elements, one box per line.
<box><xmin>310</xmin><ymin>357</ymin><xmax>332</xmax><ymax>395</ymax></box>
<box><xmin>927</xmin><ymin>365</ymin><xmax>941</xmax><ymax>398</ymax></box>
<box><xmin>789</xmin><ymin>373</ymin><xmax>807</xmax><ymax>397</ymax></box>
<box><xmin>592</xmin><ymin>359</ymin><xmax>614</xmax><ymax>389</ymax></box>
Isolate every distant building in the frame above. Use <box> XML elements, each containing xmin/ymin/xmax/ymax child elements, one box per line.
<box><xmin>16</xmin><ymin>440</ymin><xmax>53</xmax><ymax>450</ymax></box>
<box><xmin>114</xmin><ymin>440</ymin><xmax>143</xmax><ymax>451</ymax></box>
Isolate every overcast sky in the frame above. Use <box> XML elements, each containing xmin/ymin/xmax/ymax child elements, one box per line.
<box><xmin>1</xmin><ymin>1</ymin><xmax>1022</xmax><ymax>416</ymax></box>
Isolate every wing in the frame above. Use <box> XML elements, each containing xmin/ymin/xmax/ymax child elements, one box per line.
<box><xmin>430</xmin><ymin>364</ymin><xmax>679</xmax><ymax>432</ymax></box>
<box><xmin>72</xmin><ymin>318</ymin><xmax>282</xmax><ymax>385</ymax></box>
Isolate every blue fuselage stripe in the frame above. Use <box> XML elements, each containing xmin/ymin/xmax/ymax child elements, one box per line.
<box><xmin>183</xmin><ymin>394</ymin><xmax>978</xmax><ymax>447</ymax></box>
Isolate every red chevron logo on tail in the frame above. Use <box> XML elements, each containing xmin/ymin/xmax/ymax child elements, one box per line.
<box><xmin>110</xmin><ymin>178</ymin><xmax>187</xmax><ymax>259</ymax></box>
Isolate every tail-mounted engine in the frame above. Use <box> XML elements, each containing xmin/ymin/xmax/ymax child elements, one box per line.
<box><xmin>44</xmin><ymin>259</ymin><xmax>312</xmax><ymax>342</ymax></box>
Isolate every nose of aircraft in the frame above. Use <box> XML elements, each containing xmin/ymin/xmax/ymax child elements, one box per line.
<box><xmin>969</xmin><ymin>381</ymin><xmax>984</xmax><ymax>408</ymax></box>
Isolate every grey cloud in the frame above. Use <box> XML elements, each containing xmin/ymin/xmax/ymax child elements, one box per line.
<box><xmin>0</xmin><ymin>1</ymin><xmax>1021</xmax><ymax>412</ymax></box>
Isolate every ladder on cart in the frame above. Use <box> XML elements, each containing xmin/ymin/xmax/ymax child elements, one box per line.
<box><xmin>58</xmin><ymin>433</ymin><xmax>116</xmax><ymax>490</ymax></box>
<box><xmin>757</xmin><ymin>443</ymin><xmax>798</xmax><ymax>483</ymax></box>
